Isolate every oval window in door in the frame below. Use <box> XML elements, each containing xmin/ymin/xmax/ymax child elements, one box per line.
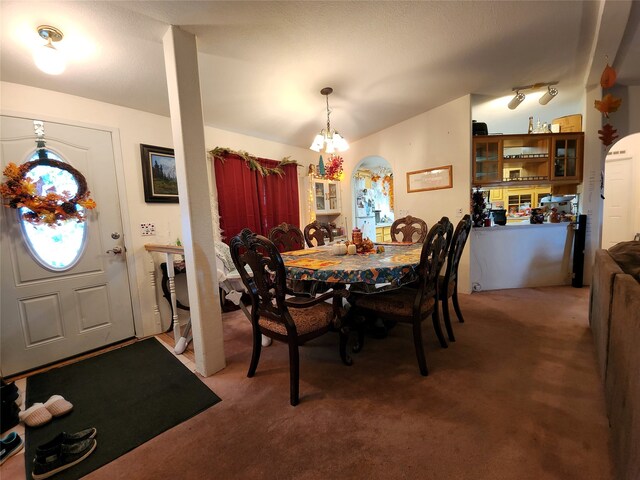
<box><xmin>19</xmin><ymin>151</ymin><xmax>88</xmax><ymax>271</ymax></box>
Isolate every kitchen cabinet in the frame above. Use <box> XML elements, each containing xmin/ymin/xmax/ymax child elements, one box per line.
<box><xmin>313</xmin><ymin>179</ymin><xmax>341</xmax><ymax>214</ymax></box>
<box><xmin>375</xmin><ymin>225</ymin><xmax>392</xmax><ymax>243</ymax></box>
<box><xmin>551</xmin><ymin>135</ymin><xmax>583</xmax><ymax>181</ymax></box>
<box><xmin>472</xmin><ymin>132</ymin><xmax>584</xmax><ymax>187</ymax></box>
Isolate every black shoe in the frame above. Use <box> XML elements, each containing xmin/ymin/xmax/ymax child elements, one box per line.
<box><xmin>32</xmin><ymin>438</ymin><xmax>97</xmax><ymax>480</ymax></box>
<box><xmin>0</xmin><ymin>432</ymin><xmax>24</xmax><ymax>465</ymax></box>
<box><xmin>35</xmin><ymin>428</ymin><xmax>97</xmax><ymax>457</ymax></box>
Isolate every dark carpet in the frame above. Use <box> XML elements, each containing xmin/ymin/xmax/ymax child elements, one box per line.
<box><xmin>25</xmin><ymin>338</ymin><xmax>221</xmax><ymax>480</ymax></box>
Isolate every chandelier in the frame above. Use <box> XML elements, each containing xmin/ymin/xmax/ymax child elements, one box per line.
<box><xmin>309</xmin><ymin>87</ymin><xmax>349</xmax><ymax>153</ymax></box>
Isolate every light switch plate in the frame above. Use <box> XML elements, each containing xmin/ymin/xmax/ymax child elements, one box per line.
<box><xmin>140</xmin><ymin>223</ymin><xmax>156</xmax><ymax>236</ymax></box>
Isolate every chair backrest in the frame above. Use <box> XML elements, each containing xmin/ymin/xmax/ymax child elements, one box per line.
<box><xmin>413</xmin><ymin>219</ymin><xmax>449</xmax><ymax>310</ymax></box>
<box><xmin>390</xmin><ymin>215</ymin><xmax>428</xmax><ymax>243</ymax></box>
<box><xmin>304</xmin><ymin>220</ymin><xmax>333</xmax><ymax>247</ymax></box>
<box><xmin>442</xmin><ymin>214</ymin><xmax>472</xmax><ymax>287</ymax></box>
<box><xmin>268</xmin><ymin>222</ymin><xmax>305</xmax><ymax>253</ymax></box>
<box><xmin>230</xmin><ymin>229</ymin><xmax>291</xmax><ymax>329</ymax></box>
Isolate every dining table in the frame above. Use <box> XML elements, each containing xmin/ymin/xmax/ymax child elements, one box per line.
<box><xmin>281</xmin><ymin>242</ymin><xmax>423</xmax><ymax>294</ymax></box>
<box><xmin>282</xmin><ymin>242</ymin><xmax>424</xmax><ymax>348</ymax></box>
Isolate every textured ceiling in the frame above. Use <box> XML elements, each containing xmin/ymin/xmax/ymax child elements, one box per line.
<box><xmin>1</xmin><ymin>1</ymin><xmax>638</xmax><ymax>149</ymax></box>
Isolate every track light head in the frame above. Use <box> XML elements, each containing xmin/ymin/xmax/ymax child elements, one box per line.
<box><xmin>508</xmin><ymin>91</ymin><xmax>526</xmax><ymax>110</ymax></box>
<box><xmin>539</xmin><ymin>86</ymin><xmax>558</xmax><ymax>105</ymax></box>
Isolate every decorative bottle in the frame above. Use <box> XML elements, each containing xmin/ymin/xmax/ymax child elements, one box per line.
<box><xmin>527</xmin><ymin>116</ymin><xmax>534</xmax><ymax>134</ymax></box>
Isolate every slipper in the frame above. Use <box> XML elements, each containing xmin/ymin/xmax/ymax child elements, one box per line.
<box><xmin>19</xmin><ymin>403</ymin><xmax>52</xmax><ymax>427</ymax></box>
<box><xmin>43</xmin><ymin>395</ymin><xmax>73</xmax><ymax>417</ymax></box>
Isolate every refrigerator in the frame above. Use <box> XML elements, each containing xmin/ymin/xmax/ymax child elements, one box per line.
<box><xmin>355</xmin><ymin>211</ymin><xmax>376</xmax><ymax>241</ymax></box>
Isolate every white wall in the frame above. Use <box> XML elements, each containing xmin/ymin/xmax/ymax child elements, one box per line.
<box><xmin>342</xmin><ymin>95</ymin><xmax>473</xmax><ymax>293</ymax></box>
<box><xmin>472</xmin><ymin>92</ymin><xmax>583</xmax><ymax>135</ymax></box>
<box><xmin>0</xmin><ymin>81</ymin><xmax>316</xmax><ymax>336</ymax></box>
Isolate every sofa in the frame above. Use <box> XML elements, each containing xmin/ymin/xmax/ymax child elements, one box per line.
<box><xmin>589</xmin><ymin>242</ymin><xmax>640</xmax><ymax>480</ymax></box>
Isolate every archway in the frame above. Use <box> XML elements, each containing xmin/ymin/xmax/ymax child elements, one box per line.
<box><xmin>351</xmin><ymin>156</ymin><xmax>394</xmax><ymax>242</ymax></box>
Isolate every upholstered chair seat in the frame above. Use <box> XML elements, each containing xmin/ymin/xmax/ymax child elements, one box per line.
<box><xmin>351</xmin><ymin>288</ymin><xmax>436</xmax><ymax>318</ymax></box>
<box><xmin>259</xmin><ymin>302</ymin><xmax>334</xmax><ymax>336</ymax></box>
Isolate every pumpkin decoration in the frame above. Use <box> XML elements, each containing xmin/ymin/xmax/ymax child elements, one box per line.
<box><xmin>600</xmin><ymin>63</ymin><xmax>617</xmax><ymax>89</ymax></box>
<box><xmin>594</xmin><ymin>93</ymin><xmax>622</xmax><ymax>118</ymax></box>
<box><xmin>598</xmin><ymin>123</ymin><xmax>619</xmax><ymax>147</ymax></box>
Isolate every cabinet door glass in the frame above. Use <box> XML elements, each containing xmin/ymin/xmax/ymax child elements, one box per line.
<box><xmin>315</xmin><ymin>182</ymin><xmax>325</xmax><ymax>211</ymax></box>
<box><xmin>328</xmin><ymin>183</ymin><xmax>337</xmax><ymax>210</ymax></box>
<box><xmin>554</xmin><ymin>139</ymin><xmax>577</xmax><ymax>178</ymax></box>
<box><xmin>475</xmin><ymin>141</ymin><xmax>499</xmax><ymax>183</ymax></box>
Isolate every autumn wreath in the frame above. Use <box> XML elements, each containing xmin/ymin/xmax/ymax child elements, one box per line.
<box><xmin>0</xmin><ymin>159</ymin><xmax>96</xmax><ymax>226</ymax></box>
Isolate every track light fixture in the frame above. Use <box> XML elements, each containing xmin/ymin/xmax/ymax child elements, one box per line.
<box><xmin>507</xmin><ymin>82</ymin><xmax>559</xmax><ymax>109</ymax></box>
<box><xmin>538</xmin><ymin>85</ymin><xmax>558</xmax><ymax>105</ymax></box>
<box><xmin>508</xmin><ymin>91</ymin><xmax>526</xmax><ymax>110</ymax></box>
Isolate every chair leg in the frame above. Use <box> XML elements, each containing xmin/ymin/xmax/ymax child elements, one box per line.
<box><xmin>431</xmin><ymin>302</ymin><xmax>448</xmax><ymax>349</ymax></box>
<box><xmin>288</xmin><ymin>341</ymin><xmax>300</xmax><ymax>406</ymax></box>
<box><xmin>441</xmin><ymin>296</ymin><xmax>456</xmax><ymax>342</ymax></box>
<box><xmin>247</xmin><ymin>326</ymin><xmax>262</xmax><ymax>378</ymax></box>
<box><xmin>339</xmin><ymin>326</ymin><xmax>353</xmax><ymax>366</ymax></box>
<box><xmin>452</xmin><ymin>285</ymin><xmax>465</xmax><ymax>323</ymax></box>
<box><xmin>412</xmin><ymin>321</ymin><xmax>429</xmax><ymax>376</ymax></box>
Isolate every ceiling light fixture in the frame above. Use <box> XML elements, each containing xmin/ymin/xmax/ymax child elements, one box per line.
<box><xmin>310</xmin><ymin>87</ymin><xmax>349</xmax><ymax>154</ymax></box>
<box><xmin>508</xmin><ymin>91</ymin><xmax>526</xmax><ymax>110</ymax></box>
<box><xmin>507</xmin><ymin>82</ymin><xmax>559</xmax><ymax>109</ymax></box>
<box><xmin>33</xmin><ymin>25</ymin><xmax>65</xmax><ymax>75</ymax></box>
<box><xmin>538</xmin><ymin>85</ymin><xmax>559</xmax><ymax>105</ymax></box>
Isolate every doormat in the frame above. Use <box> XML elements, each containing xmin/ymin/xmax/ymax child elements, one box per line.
<box><xmin>25</xmin><ymin>337</ymin><xmax>221</xmax><ymax>479</ymax></box>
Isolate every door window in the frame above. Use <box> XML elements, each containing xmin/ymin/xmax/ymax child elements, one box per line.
<box><xmin>19</xmin><ymin>151</ymin><xmax>88</xmax><ymax>270</ymax></box>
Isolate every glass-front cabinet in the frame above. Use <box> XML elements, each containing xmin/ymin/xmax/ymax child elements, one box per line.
<box><xmin>313</xmin><ymin>179</ymin><xmax>341</xmax><ymax>214</ymax></box>
<box><xmin>551</xmin><ymin>135</ymin><xmax>582</xmax><ymax>181</ymax></box>
<box><xmin>473</xmin><ymin>138</ymin><xmax>500</xmax><ymax>184</ymax></box>
<box><xmin>473</xmin><ymin>133</ymin><xmax>584</xmax><ymax>187</ymax></box>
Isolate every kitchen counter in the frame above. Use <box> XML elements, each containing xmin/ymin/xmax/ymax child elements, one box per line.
<box><xmin>470</xmin><ymin>221</ymin><xmax>575</xmax><ymax>291</ymax></box>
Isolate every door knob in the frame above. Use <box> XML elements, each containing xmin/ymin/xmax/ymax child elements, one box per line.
<box><xmin>106</xmin><ymin>246</ymin><xmax>123</xmax><ymax>255</ymax></box>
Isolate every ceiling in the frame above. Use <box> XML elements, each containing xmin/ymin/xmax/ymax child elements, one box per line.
<box><xmin>1</xmin><ymin>1</ymin><xmax>639</xmax><ymax>149</ymax></box>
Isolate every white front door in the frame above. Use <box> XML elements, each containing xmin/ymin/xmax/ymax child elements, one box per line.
<box><xmin>1</xmin><ymin>115</ymin><xmax>135</xmax><ymax>376</ymax></box>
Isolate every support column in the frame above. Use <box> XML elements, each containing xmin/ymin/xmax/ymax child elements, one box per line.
<box><xmin>162</xmin><ymin>25</ymin><xmax>225</xmax><ymax>376</ymax></box>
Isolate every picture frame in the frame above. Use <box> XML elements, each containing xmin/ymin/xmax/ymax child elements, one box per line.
<box><xmin>406</xmin><ymin>165</ymin><xmax>453</xmax><ymax>193</ymax></box>
<box><xmin>140</xmin><ymin>144</ymin><xmax>179</xmax><ymax>203</ymax></box>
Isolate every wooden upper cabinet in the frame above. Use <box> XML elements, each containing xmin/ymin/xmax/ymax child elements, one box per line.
<box><xmin>551</xmin><ymin>134</ymin><xmax>583</xmax><ymax>181</ymax></box>
<box><xmin>472</xmin><ymin>132</ymin><xmax>583</xmax><ymax>187</ymax></box>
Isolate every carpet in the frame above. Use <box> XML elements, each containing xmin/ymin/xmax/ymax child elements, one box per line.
<box><xmin>25</xmin><ymin>338</ymin><xmax>221</xmax><ymax>479</ymax></box>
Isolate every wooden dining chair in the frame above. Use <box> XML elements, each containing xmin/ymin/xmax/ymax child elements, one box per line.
<box><xmin>390</xmin><ymin>215</ymin><xmax>428</xmax><ymax>243</ymax></box>
<box><xmin>304</xmin><ymin>220</ymin><xmax>333</xmax><ymax>247</ymax></box>
<box><xmin>349</xmin><ymin>219</ymin><xmax>450</xmax><ymax>376</ymax></box>
<box><xmin>439</xmin><ymin>214</ymin><xmax>472</xmax><ymax>342</ymax></box>
<box><xmin>268</xmin><ymin>222</ymin><xmax>305</xmax><ymax>253</ymax></box>
<box><xmin>230</xmin><ymin>228</ymin><xmax>351</xmax><ymax>406</ymax></box>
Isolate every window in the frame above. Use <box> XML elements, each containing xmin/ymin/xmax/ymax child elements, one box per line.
<box><xmin>19</xmin><ymin>151</ymin><xmax>87</xmax><ymax>270</ymax></box>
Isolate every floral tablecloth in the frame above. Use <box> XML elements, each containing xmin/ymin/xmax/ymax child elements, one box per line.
<box><xmin>283</xmin><ymin>244</ymin><xmax>422</xmax><ymax>293</ymax></box>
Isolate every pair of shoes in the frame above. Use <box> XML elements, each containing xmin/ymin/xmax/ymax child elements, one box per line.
<box><xmin>0</xmin><ymin>432</ymin><xmax>24</xmax><ymax>465</ymax></box>
<box><xmin>32</xmin><ymin>428</ymin><xmax>97</xmax><ymax>480</ymax></box>
<box><xmin>19</xmin><ymin>395</ymin><xmax>74</xmax><ymax>428</ymax></box>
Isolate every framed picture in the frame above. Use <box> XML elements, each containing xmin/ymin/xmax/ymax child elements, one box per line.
<box><xmin>140</xmin><ymin>144</ymin><xmax>179</xmax><ymax>203</ymax></box>
<box><xmin>406</xmin><ymin>165</ymin><xmax>453</xmax><ymax>193</ymax></box>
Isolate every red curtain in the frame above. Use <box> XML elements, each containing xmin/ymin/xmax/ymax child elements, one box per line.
<box><xmin>256</xmin><ymin>158</ymin><xmax>300</xmax><ymax>236</ymax></box>
<box><xmin>213</xmin><ymin>154</ymin><xmax>299</xmax><ymax>242</ymax></box>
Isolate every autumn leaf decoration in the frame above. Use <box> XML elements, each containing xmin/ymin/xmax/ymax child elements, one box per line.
<box><xmin>0</xmin><ymin>160</ymin><xmax>97</xmax><ymax>227</ymax></box>
<box><xmin>594</xmin><ymin>93</ymin><xmax>622</xmax><ymax>118</ymax></box>
<box><xmin>594</xmin><ymin>59</ymin><xmax>622</xmax><ymax>147</ymax></box>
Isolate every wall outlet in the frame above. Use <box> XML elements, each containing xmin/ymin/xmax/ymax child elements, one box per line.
<box><xmin>456</xmin><ymin>208</ymin><xmax>463</xmax><ymax>217</ymax></box>
<box><xmin>140</xmin><ymin>223</ymin><xmax>156</xmax><ymax>236</ymax></box>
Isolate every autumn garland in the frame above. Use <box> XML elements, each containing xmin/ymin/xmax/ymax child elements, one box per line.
<box><xmin>0</xmin><ymin>160</ymin><xmax>96</xmax><ymax>226</ymax></box>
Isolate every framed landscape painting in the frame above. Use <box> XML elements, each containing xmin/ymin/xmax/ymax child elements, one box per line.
<box><xmin>140</xmin><ymin>144</ymin><xmax>179</xmax><ymax>203</ymax></box>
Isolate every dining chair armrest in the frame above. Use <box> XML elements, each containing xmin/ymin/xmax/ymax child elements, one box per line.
<box><xmin>285</xmin><ymin>288</ymin><xmax>348</xmax><ymax>309</ymax></box>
